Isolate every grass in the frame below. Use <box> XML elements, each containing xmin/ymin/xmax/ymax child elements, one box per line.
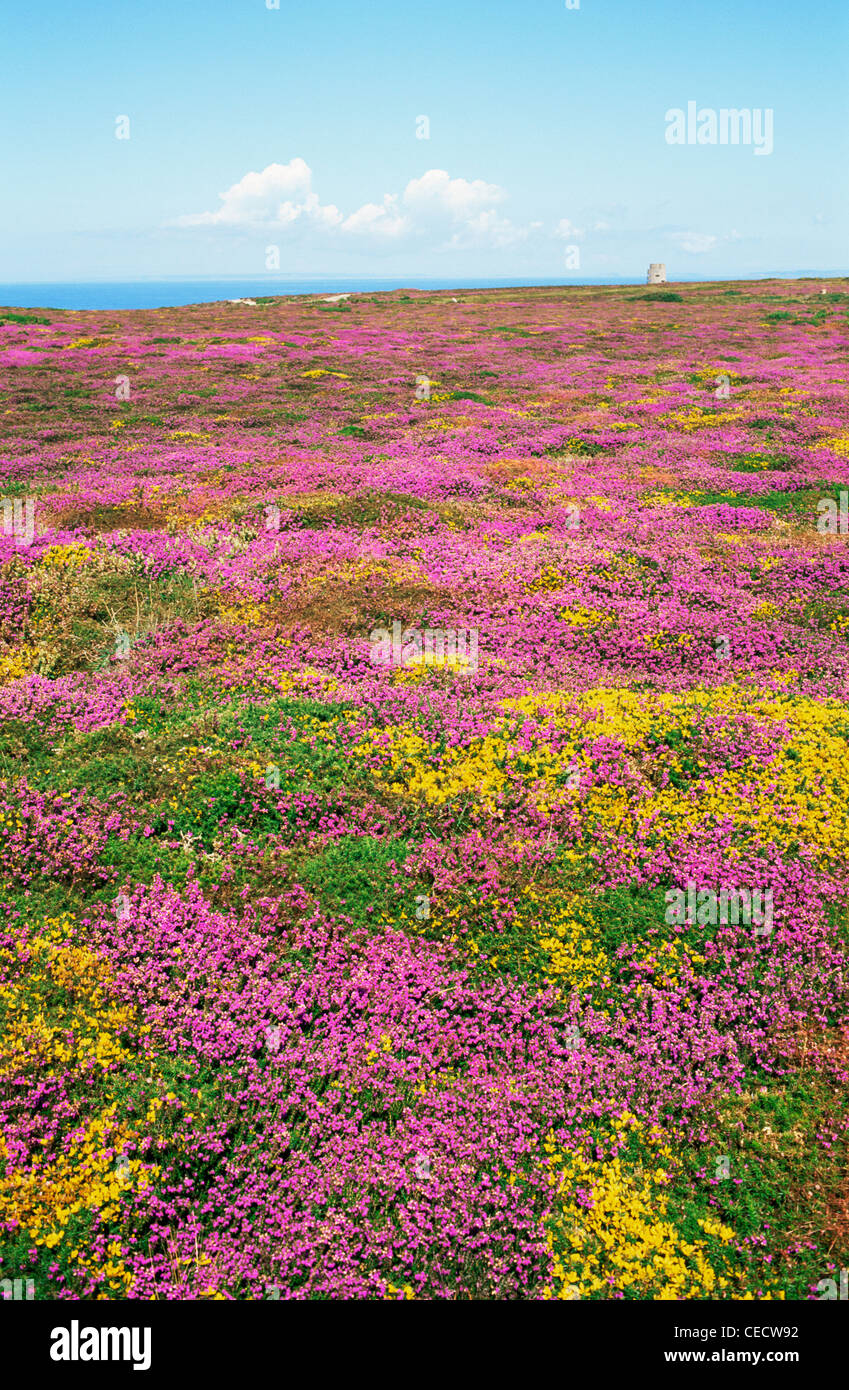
<box><xmin>297</xmin><ymin>835</ymin><xmax>411</xmax><ymax>925</ymax></box>
<box><xmin>667</xmin><ymin>1059</ymin><xmax>849</xmax><ymax>1299</ymax></box>
<box><xmin>0</xmin><ymin>312</ymin><xmax>51</xmax><ymax>325</ymax></box>
<box><xmin>690</xmin><ymin>487</ymin><xmax>837</xmax><ymax>516</ymax></box>
<box><xmin>722</xmin><ymin>451</ymin><xmax>799</xmax><ymax>473</ymax></box>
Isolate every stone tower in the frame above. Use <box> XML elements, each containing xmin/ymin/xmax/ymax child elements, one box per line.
<box><xmin>647</xmin><ymin>263</ymin><xmax>667</xmax><ymax>285</ymax></box>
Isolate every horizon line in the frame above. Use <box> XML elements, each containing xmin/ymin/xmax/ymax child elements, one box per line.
<box><xmin>1</xmin><ymin>271</ymin><xmax>848</xmax><ymax>287</ymax></box>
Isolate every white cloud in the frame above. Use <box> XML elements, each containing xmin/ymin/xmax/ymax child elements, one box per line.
<box><xmin>555</xmin><ymin>217</ymin><xmax>585</xmax><ymax>241</ymax></box>
<box><xmin>669</xmin><ymin>231</ymin><xmax>718</xmax><ymax>254</ymax></box>
<box><xmin>402</xmin><ymin>168</ymin><xmax>505</xmax><ymax>221</ymax></box>
<box><xmin>175</xmin><ymin>159</ymin><xmax>343</xmax><ymax>231</ymax></box>
<box><xmin>445</xmin><ymin>209</ymin><xmax>530</xmax><ymax>250</ymax></box>
<box><xmin>341</xmin><ymin>195</ymin><xmax>407</xmax><ymax>239</ymax></box>
<box><xmin>175</xmin><ymin>160</ymin><xmax>528</xmax><ymax>251</ymax></box>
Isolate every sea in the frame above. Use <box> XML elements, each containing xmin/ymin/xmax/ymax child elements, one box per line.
<box><xmin>0</xmin><ymin>272</ymin><xmax>836</xmax><ymax>313</ymax></box>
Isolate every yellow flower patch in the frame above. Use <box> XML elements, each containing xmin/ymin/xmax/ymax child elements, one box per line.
<box><xmin>0</xmin><ymin>642</ymin><xmax>39</xmax><ymax>684</ymax></box>
<box><xmin>526</xmin><ymin>565</ymin><xmax>566</xmax><ymax>594</ymax></box>
<box><xmin>514</xmin><ymin>888</ymin><xmax>608</xmax><ymax>992</ymax></box>
<box><xmin>558</xmin><ymin>606</ymin><xmax>610</xmax><ymax>627</ymax></box>
<box><xmin>357</xmin><ymin>685</ymin><xmax>849</xmax><ymax>869</ymax></box>
<box><xmin>541</xmin><ymin>1124</ymin><xmax>783</xmax><ymax>1301</ymax></box>
<box><xmin>812</xmin><ymin>434</ymin><xmax>849</xmax><ymax>456</ymax></box>
<box><xmin>216</xmin><ymin>597</ymin><xmax>273</xmax><ymax>626</ymax></box>
<box><xmin>0</xmin><ymin>1108</ymin><xmax>156</xmax><ymax>1292</ymax></box>
<box><xmin>38</xmin><ymin>542</ymin><xmax>92</xmax><ymax>571</ymax></box>
<box><xmin>0</xmin><ymin>917</ymin><xmax>137</xmax><ymax>1078</ymax></box>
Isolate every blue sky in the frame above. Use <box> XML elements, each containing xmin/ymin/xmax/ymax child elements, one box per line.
<box><xmin>1</xmin><ymin>0</ymin><xmax>846</xmax><ymax>281</ymax></box>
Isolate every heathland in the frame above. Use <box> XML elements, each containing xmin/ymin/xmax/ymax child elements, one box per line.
<box><xmin>0</xmin><ymin>280</ymin><xmax>848</xmax><ymax>1299</ymax></box>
